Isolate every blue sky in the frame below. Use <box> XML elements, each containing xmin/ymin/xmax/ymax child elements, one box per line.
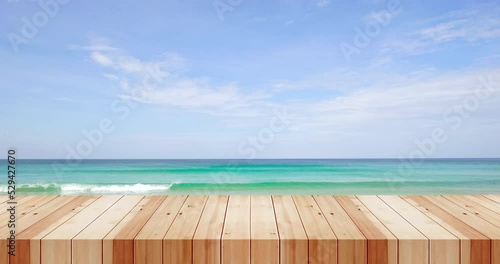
<box><xmin>1</xmin><ymin>0</ymin><xmax>499</xmax><ymax>159</ymax></box>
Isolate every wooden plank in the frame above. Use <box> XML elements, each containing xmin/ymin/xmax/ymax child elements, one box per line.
<box><xmin>0</xmin><ymin>196</ymin><xmax>9</xmax><ymax>203</ymax></box>
<box><xmin>193</xmin><ymin>196</ymin><xmax>228</xmax><ymax>264</ymax></box>
<box><xmin>103</xmin><ymin>196</ymin><xmax>165</xmax><ymax>264</ymax></box>
<box><xmin>0</xmin><ymin>196</ymin><xmax>48</xmax><ymax>226</ymax></box>
<box><xmin>403</xmin><ymin>195</ymin><xmax>491</xmax><ymax>264</ymax></box>
<box><xmin>0</xmin><ymin>196</ymin><xmax>36</xmax><ymax>217</ymax></box>
<box><xmin>423</xmin><ymin>195</ymin><xmax>500</xmax><ymax>264</ymax></box>
<box><xmin>164</xmin><ymin>196</ymin><xmax>208</xmax><ymax>264</ymax></box>
<box><xmin>484</xmin><ymin>195</ymin><xmax>500</xmax><ymax>204</ymax></box>
<box><xmin>272</xmin><ymin>195</ymin><xmax>308</xmax><ymax>264</ymax></box>
<box><xmin>379</xmin><ymin>195</ymin><xmax>460</xmax><ymax>264</ymax></box>
<box><xmin>314</xmin><ymin>195</ymin><xmax>366</xmax><ymax>264</ymax></box>
<box><xmin>357</xmin><ymin>195</ymin><xmax>428</xmax><ymax>264</ymax></box>
<box><xmin>293</xmin><ymin>195</ymin><xmax>337</xmax><ymax>264</ymax></box>
<box><xmin>41</xmin><ymin>196</ymin><xmax>122</xmax><ymax>264</ymax></box>
<box><xmin>0</xmin><ymin>196</ymin><xmax>56</xmax><ymax>263</ymax></box>
<box><xmin>1</xmin><ymin>194</ymin><xmax>497</xmax><ymax>264</ymax></box>
<box><xmin>444</xmin><ymin>195</ymin><xmax>500</xmax><ymax>228</ymax></box>
<box><xmin>11</xmin><ymin>196</ymin><xmax>98</xmax><ymax>264</ymax></box>
<box><xmin>135</xmin><ymin>195</ymin><xmax>187</xmax><ymax>264</ymax></box>
<box><xmin>250</xmin><ymin>195</ymin><xmax>279</xmax><ymax>264</ymax></box>
<box><xmin>222</xmin><ymin>195</ymin><xmax>251</xmax><ymax>264</ymax></box>
<box><xmin>73</xmin><ymin>196</ymin><xmax>143</xmax><ymax>264</ymax></box>
<box><xmin>466</xmin><ymin>195</ymin><xmax>500</xmax><ymax>213</ymax></box>
<box><xmin>336</xmin><ymin>196</ymin><xmax>397</xmax><ymax>264</ymax></box>
<box><xmin>0</xmin><ymin>196</ymin><xmax>55</xmax><ymax>224</ymax></box>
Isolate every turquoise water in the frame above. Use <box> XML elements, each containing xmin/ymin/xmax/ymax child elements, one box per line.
<box><xmin>2</xmin><ymin>159</ymin><xmax>500</xmax><ymax>195</ymax></box>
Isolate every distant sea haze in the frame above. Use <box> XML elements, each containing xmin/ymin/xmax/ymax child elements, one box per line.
<box><xmin>2</xmin><ymin>159</ymin><xmax>500</xmax><ymax>195</ymax></box>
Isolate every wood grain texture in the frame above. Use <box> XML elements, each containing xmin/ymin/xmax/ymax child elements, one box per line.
<box><xmin>444</xmin><ymin>195</ymin><xmax>500</xmax><ymax>228</ymax></box>
<box><xmin>193</xmin><ymin>196</ymin><xmax>228</xmax><ymax>264</ymax></box>
<box><xmin>135</xmin><ymin>195</ymin><xmax>187</xmax><ymax>264</ymax></box>
<box><xmin>0</xmin><ymin>196</ymin><xmax>9</xmax><ymax>203</ymax></box>
<box><xmin>293</xmin><ymin>195</ymin><xmax>337</xmax><ymax>264</ymax></box>
<box><xmin>465</xmin><ymin>195</ymin><xmax>500</xmax><ymax>213</ymax></box>
<box><xmin>222</xmin><ymin>195</ymin><xmax>251</xmax><ymax>264</ymax></box>
<box><xmin>1</xmin><ymin>196</ymin><xmax>60</xmax><ymax>264</ymax></box>
<box><xmin>3</xmin><ymin>195</ymin><xmax>499</xmax><ymax>264</ymax></box>
<box><xmin>73</xmin><ymin>196</ymin><xmax>143</xmax><ymax>264</ymax></box>
<box><xmin>315</xmin><ymin>195</ymin><xmax>366</xmax><ymax>264</ymax></box>
<box><xmin>164</xmin><ymin>196</ymin><xmax>208</xmax><ymax>264</ymax></box>
<box><xmin>336</xmin><ymin>196</ymin><xmax>398</xmax><ymax>264</ymax></box>
<box><xmin>357</xmin><ymin>195</ymin><xmax>428</xmax><ymax>264</ymax></box>
<box><xmin>42</xmin><ymin>196</ymin><xmax>122</xmax><ymax>264</ymax></box>
<box><xmin>403</xmin><ymin>195</ymin><xmax>491</xmax><ymax>264</ymax></box>
<box><xmin>103</xmin><ymin>196</ymin><xmax>165</xmax><ymax>264</ymax></box>
<box><xmin>484</xmin><ymin>195</ymin><xmax>500</xmax><ymax>204</ymax></box>
<box><xmin>272</xmin><ymin>196</ymin><xmax>308</xmax><ymax>264</ymax></box>
<box><xmin>13</xmin><ymin>196</ymin><xmax>98</xmax><ymax>264</ymax></box>
<box><xmin>251</xmin><ymin>195</ymin><xmax>279</xmax><ymax>264</ymax></box>
<box><xmin>423</xmin><ymin>195</ymin><xmax>500</xmax><ymax>264</ymax></box>
<box><xmin>3</xmin><ymin>196</ymin><xmax>81</xmax><ymax>264</ymax></box>
<box><xmin>379</xmin><ymin>195</ymin><xmax>459</xmax><ymax>264</ymax></box>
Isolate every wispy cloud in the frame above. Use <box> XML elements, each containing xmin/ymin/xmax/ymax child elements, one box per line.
<box><xmin>79</xmin><ymin>38</ymin><xmax>273</xmax><ymax>119</ymax></box>
<box><xmin>288</xmin><ymin>68</ymin><xmax>500</xmax><ymax>135</ymax></box>
<box><xmin>314</xmin><ymin>0</ymin><xmax>331</xmax><ymax>8</ymax></box>
<box><xmin>80</xmin><ymin>36</ymin><xmax>500</xmax><ymax>137</ymax></box>
<box><xmin>382</xmin><ymin>7</ymin><xmax>500</xmax><ymax>56</ymax></box>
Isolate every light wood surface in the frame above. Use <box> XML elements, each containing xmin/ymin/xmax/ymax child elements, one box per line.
<box><xmin>3</xmin><ymin>195</ymin><xmax>500</xmax><ymax>264</ymax></box>
<box><xmin>73</xmin><ymin>196</ymin><xmax>143</xmax><ymax>264</ymax></box>
<box><xmin>444</xmin><ymin>195</ymin><xmax>500</xmax><ymax>228</ymax></box>
<box><xmin>15</xmin><ymin>196</ymin><xmax>98</xmax><ymax>264</ymax></box>
<box><xmin>104</xmin><ymin>196</ymin><xmax>165</xmax><ymax>264</ymax></box>
<box><xmin>293</xmin><ymin>195</ymin><xmax>337</xmax><ymax>264</ymax></box>
<box><xmin>42</xmin><ymin>196</ymin><xmax>122</xmax><ymax>264</ymax></box>
<box><xmin>251</xmin><ymin>195</ymin><xmax>279</xmax><ymax>264</ymax></box>
<box><xmin>423</xmin><ymin>195</ymin><xmax>500</xmax><ymax>264</ymax></box>
<box><xmin>357</xmin><ymin>195</ymin><xmax>428</xmax><ymax>264</ymax></box>
<box><xmin>193</xmin><ymin>196</ymin><xmax>228</xmax><ymax>264</ymax></box>
<box><xmin>403</xmin><ymin>195</ymin><xmax>491</xmax><ymax>264</ymax></box>
<box><xmin>315</xmin><ymin>195</ymin><xmax>366</xmax><ymax>264</ymax></box>
<box><xmin>336</xmin><ymin>196</ymin><xmax>398</xmax><ymax>264</ymax></box>
<box><xmin>135</xmin><ymin>195</ymin><xmax>187</xmax><ymax>264</ymax></box>
<box><xmin>222</xmin><ymin>195</ymin><xmax>251</xmax><ymax>264</ymax></box>
<box><xmin>379</xmin><ymin>195</ymin><xmax>459</xmax><ymax>264</ymax></box>
<box><xmin>2</xmin><ymin>196</ymin><xmax>61</xmax><ymax>264</ymax></box>
<box><xmin>164</xmin><ymin>195</ymin><xmax>208</xmax><ymax>264</ymax></box>
<box><xmin>272</xmin><ymin>195</ymin><xmax>308</xmax><ymax>264</ymax></box>
<box><xmin>465</xmin><ymin>195</ymin><xmax>500</xmax><ymax>212</ymax></box>
<box><xmin>485</xmin><ymin>195</ymin><xmax>500</xmax><ymax>204</ymax></box>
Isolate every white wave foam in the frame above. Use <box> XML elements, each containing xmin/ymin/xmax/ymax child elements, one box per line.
<box><xmin>60</xmin><ymin>183</ymin><xmax>173</xmax><ymax>193</ymax></box>
<box><xmin>0</xmin><ymin>183</ymin><xmax>58</xmax><ymax>192</ymax></box>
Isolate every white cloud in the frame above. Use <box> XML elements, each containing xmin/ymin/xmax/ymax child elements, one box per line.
<box><xmin>81</xmin><ymin>38</ymin><xmax>500</xmax><ymax>141</ymax></box>
<box><xmin>82</xmin><ymin>38</ymin><xmax>272</xmax><ymax>118</ymax></box>
<box><xmin>382</xmin><ymin>7</ymin><xmax>500</xmax><ymax>56</ymax></box>
<box><xmin>288</xmin><ymin>68</ymin><xmax>500</xmax><ymax>135</ymax></box>
<box><xmin>314</xmin><ymin>0</ymin><xmax>331</xmax><ymax>8</ymax></box>
<box><xmin>91</xmin><ymin>52</ymin><xmax>114</xmax><ymax>66</ymax></box>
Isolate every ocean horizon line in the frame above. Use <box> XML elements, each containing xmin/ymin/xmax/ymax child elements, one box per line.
<box><xmin>9</xmin><ymin>157</ymin><xmax>500</xmax><ymax>161</ymax></box>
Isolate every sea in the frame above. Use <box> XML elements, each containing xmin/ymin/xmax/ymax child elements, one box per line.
<box><xmin>2</xmin><ymin>159</ymin><xmax>500</xmax><ymax>195</ymax></box>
